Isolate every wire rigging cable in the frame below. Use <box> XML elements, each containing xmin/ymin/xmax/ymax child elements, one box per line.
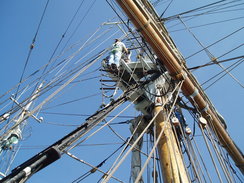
<box><xmin>165</xmin><ymin>0</ymin><xmax>242</xmax><ymax>31</ymax></box>
<box><xmin>42</xmin><ymin>91</ymin><xmax>101</xmax><ymax>110</ymax></box>
<box><xmin>102</xmin><ymin>116</ymin><xmax>147</xmax><ymax>182</ymax></box>
<box><xmin>40</xmin><ymin>111</ymin><xmax>133</xmax><ymax>119</ymax></box>
<box><xmin>66</xmin><ymin>151</ymin><xmax>124</xmax><ymax>183</ymax></box>
<box><xmin>1</xmin><ymin>50</ymin><xmax>106</xmax><ymax>142</ymax></box>
<box><xmin>185</xmin><ymin>27</ymin><xmax>243</xmax><ymax>60</ymax></box>
<box><xmin>169</xmin><ymin>16</ymin><xmax>244</xmax><ymax>33</ymax></box>
<box><xmin>0</xmin><ymin>26</ymin><xmax>106</xmax><ymax>114</ymax></box>
<box><xmin>0</xmin><ymin>0</ymin><xmax>50</xmax><ymax>130</ymax></box>
<box><xmin>35</xmin><ymin>0</ymin><xmax>86</xmax><ymax>83</ymax></box>
<box><xmin>61</xmin><ymin>0</ymin><xmax>98</xmax><ymax>52</ymax></box>
<box><xmin>175</xmin><ymin>2</ymin><xmax>244</xmax><ymax>20</ymax></box>
<box><xmin>159</xmin><ymin>0</ymin><xmax>174</xmax><ymax>18</ymax></box>
<box><xmin>203</xmin><ymin>58</ymin><xmax>244</xmax><ymax>90</ymax></box>
<box><xmin>188</xmin><ymin>55</ymin><xmax>244</xmax><ymax>70</ymax></box>
<box><xmin>70</xmin><ymin>139</ymin><xmax>128</xmax><ymax>183</ymax></box>
<box><xmin>178</xmin><ymin>16</ymin><xmax>244</xmax><ymax>88</ymax></box>
<box><xmin>5</xmin><ymin>38</ymin><xmax>108</xmax><ymax>115</ymax></box>
<box><xmin>103</xmin><ymin>81</ymin><xmax>183</xmax><ymax>182</ymax></box>
<box><xmin>14</xmin><ymin>0</ymin><xmax>50</xmax><ymax>98</ymax></box>
<box><xmin>162</xmin><ymin>0</ymin><xmax>231</xmax><ymax>21</ymax></box>
<box><xmin>66</xmin><ymin>97</ymin><xmax>137</xmax><ymax>152</ymax></box>
<box><xmin>0</xmin><ymin>55</ymin><xmax>97</xmax><ymax>120</ymax></box>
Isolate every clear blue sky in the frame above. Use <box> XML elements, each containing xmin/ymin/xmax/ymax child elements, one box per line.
<box><xmin>0</xmin><ymin>0</ymin><xmax>243</xmax><ymax>182</ymax></box>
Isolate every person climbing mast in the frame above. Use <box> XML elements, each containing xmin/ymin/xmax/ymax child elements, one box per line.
<box><xmin>108</xmin><ymin>38</ymin><xmax>128</xmax><ymax>69</ymax></box>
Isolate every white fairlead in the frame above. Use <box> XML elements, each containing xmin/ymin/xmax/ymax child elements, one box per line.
<box><xmin>23</xmin><ymin>167</ymin><xmax>31</xmax><ymax>177</ymax></box>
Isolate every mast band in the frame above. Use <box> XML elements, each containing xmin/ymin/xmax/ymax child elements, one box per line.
<box><xmin>136</xmin><ymin>20</ymin><xmax>151</xmax><ymax>32</ymax></box>
<box><xmin>170</xmin><ymin>70</ymin><xmax>187</xmax><ymax>80</ymax></box>
<box><xmin>189</xmin><ymin>88</ymin><xmax>199</xmax><ymax>98</ymax></box>
<box><xmin>201</xmin><ymin>104</ymin><xmax>209</xmax><ymax>113</ymax></box>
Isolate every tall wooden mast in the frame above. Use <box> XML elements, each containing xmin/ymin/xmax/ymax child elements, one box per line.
<box><xmin>154</xmin><ymin>91</ymin><xmax>189</xmax><ymax>182</ymax></box>
<box><xmin>116</xmin><ymin>0</ymin><xmax>244</xmax><ymax>175</ymax></box>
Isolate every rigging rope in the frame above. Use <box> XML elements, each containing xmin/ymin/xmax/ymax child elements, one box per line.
<box><xmin>69</xmin><ymin>139</ymin><xmax>127</xmax><ymax>183</ymax></box>
<box><xmin>61</xmin><ymin>0</ymin><xmax>98</xmax><ymax>52</ymax></box>
<box><xmin>0</xmin><ymin>0</ymin><xmax>50</xmax><ymax>143</ymax></box>
<box><xmin>203</xmin><ymin>58</ymin><xmax>244</xmax><ymax>90</ymax></box>
<box><xmin>170</xmin><ymin>16</ymin><xmax>244</xmax><ymax>33</ymax></box>
<box><xmin>191</xmin><ymin>137</ymin><xmax>213</xmax><ymax>182</ymax></box>
<box><xmin>188</xmin><ymin>55</ymin><xmax>244</xmax><ymax>70</ymax></box>
<box><xmin>163</xmin><ymin>0</ymin><xmax>230</xmax><ymax>21</ymax></box>
<box><xmin>179</xmin><ymin>16</ymin><xmax>244</xmax><ymax>88</ymax></box>
<box><xmin>66</xmin><ymin>96</ymin><xmax>138</xmax><ymax>152</ymax></box>
<box><xmin>0</xmin><ymin>21</ymin><xmax>116</xmax><ymax>103</ymax></box>
<box><xmin>42</xmin><ymin>91</ymin><xmax>101</xmax><ymax>110</ymax></box>
<box><xmin>176</xmin><ymin>2</ymin><xmax>244</xmax><ymax>20</ymax></box>
<box><xmin>102</xmin><ymin>81</ymin><xmax>183</xmax><ymax>182</ymax></box>
<box><xmin>206</xmin><ymin>125</ymin><xmax>235</xmax><ymax>182</ymax></box>
<box><xmin>40</xmin><ymin>111</ymin><xmax>133</xmax><ymax>119</ymax></box>
<box><xmin>185</xmin><ymin>27</ymin><xmax>243</xmax><ymax>60</ymax></box>
<box><xmin>165</xmin><ymin>0</ymin><xmax>242</xmax><ymax>36</ymax></box>
<box><xmin>159</xmin><ymin>0</ymin><xmax>174</xmax><ymax>18</ymax></box>
<box><xmin>0</xmin><ymin>38</ymin><xmax>102</xmax><ymax>114</ymax></box>
<box><xmin>0</xmin><ymin>50</ymin><xmax>105</xmax><ymax>143</ymax></box>
<box><xmin>16</xmin><ymin>0</ymin><xmax>50</xmax><ymax>87</ymax></box>
<box><xmin>66</xmin><ymin>151</ymin><xmax>124</xmax><ymax>183</ymax></box>
<box><xmin>104</xmin><ymin>116</ymin><xmax>149</xmax><ymax>181</ymax></box>
<box><xmin>199</xmin><ymin>124</ymin><xmax>224</xmax><ymax>182</ymax></box>
<box><xmin>134</xmin><ymin>81</ymin><xmax>184</xmax><ymax>183</ymax></box>
<box><xmin>34</xmin><ymin>0</ymin><xmax>86</xmax><ymax>85</ymax></box>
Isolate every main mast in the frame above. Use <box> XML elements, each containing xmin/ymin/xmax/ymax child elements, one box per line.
<box><xmin>116</xmin><ymin>0</ymin><xmax>243</xmax><ymax>175</ymax></box>
<box><xmin>154</xmin><ymin>88</ymin><xmax>189</xmax><ymax>182</ymax></box>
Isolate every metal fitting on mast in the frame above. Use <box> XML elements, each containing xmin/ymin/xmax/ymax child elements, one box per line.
<box><xmin>154</xmin><ymin>84</ymin><xmax>163</xmax><ymax>106</ymax></box>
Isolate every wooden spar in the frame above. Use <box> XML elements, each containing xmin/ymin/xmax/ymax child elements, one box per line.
<box><xmin>116</xmin><ymin>0</ymin><xmax>244</xmax><ymax>173</ymax></box>
<box><xmin>154</xmin><ymin>97</ymin><xmax>189</xmax><ymax>182</ymax></box>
